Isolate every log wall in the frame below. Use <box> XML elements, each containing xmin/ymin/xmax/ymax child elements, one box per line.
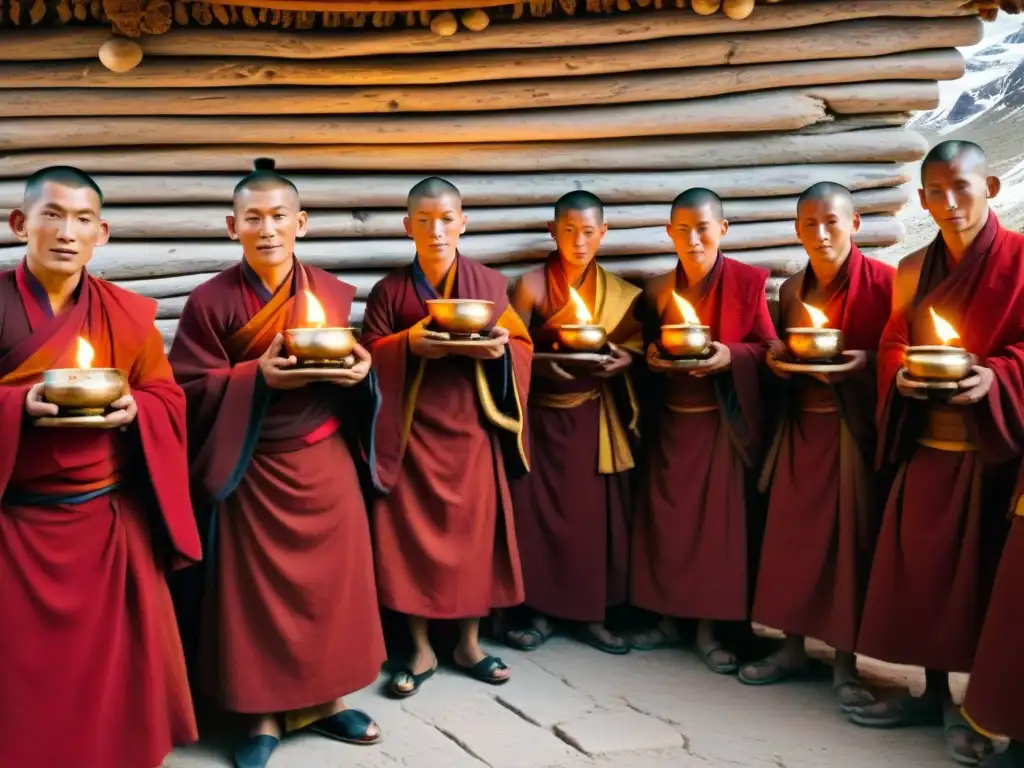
<box><xmin>0</xmin><ymin>0</ymin><xmax>983</xmax><ymax>346</ymax></box>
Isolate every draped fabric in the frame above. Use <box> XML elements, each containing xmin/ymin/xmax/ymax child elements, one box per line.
<box><xmin>630</xmin><ymin>255</ymin><xmax>776</xmax><ymax>620</ymax></box>
<box><xmin>857</xmin><ymin>214</ymin><xmax>1024</xmax><ymax>672</ymax></box>
<box><xmin>360</xmin><ymin>253</ymin><xmax>531</xmax><ymax>618</ymax></box>
<box><xmin>753</xmin><ymin>246</ymin><xmax>894</xmax><ymax>651</ymax></box>
<box><xmin>168</xmin><ymin>257</ymin><xmax>385</xmax><ymax>715</ymax></box>
<box><xmin>510</xmin><ymin>255</ymin><xmax>642</xmax><ymax>622</ymax></box>
<box><xmin>0</xmin><ymin>263</ymin><xmax>200</xmax><ymax>768</ymax></box>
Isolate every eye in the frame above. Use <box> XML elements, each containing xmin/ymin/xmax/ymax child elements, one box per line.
<box><xmin>78</xmin><ymin>217</ymin><xmax>91</xmax><ymax>224</ymax></box>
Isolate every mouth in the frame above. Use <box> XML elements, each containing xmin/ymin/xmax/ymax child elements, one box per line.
<box><xmin>49</xmin><ymin>248</ymin><xmax>77</xmax><ymax>259</ymax></box>
<box><xmin>257</xmin><ymin>244</ymin><xmax>281</xmax><ymax>252</ymax></box>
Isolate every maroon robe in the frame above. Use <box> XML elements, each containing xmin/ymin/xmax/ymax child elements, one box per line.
<box><xmin>0</xmin><ymin>262</ymin><xmax>201</xmax><ymax>768</ymax></box>
<box><xmin>753</xmin><ymin>245</ymin><xmax>893</xmax><ymax>652</ymax></box>
<box><xmin>630</xmin><ymin>255</ymin><xmax>776</xmax><ymax>621</ymax></box>
<box><xmin>361</xmin><ymin>253</ymin><xmax>531</xmax><ymax>619</ymax></box>
<box><xmin>857</xmin><ymin>214</ymin><xmax>1024</xmax><ymax>673</ymax></box>
<box><xmin>510</xmin><ymin>255</ymin><xmax>642</xmax><ymax>622</ymax></box>
<box><xmin>168</xmin><ymin>258</ymin><xmax>385</xmax><ymax>715</ymax></box>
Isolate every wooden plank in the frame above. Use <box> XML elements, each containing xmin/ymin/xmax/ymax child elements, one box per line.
<box><xmin>0</xmin><ymin>216</ymin><xmax>904</xmax><ymax>282</ymax></box>
<box><xmin>0</xmin><ymin>164</ymin><xmax>911</xmax><ymax>209</ymax></box>
<box><xmin>0</xmin><ymin>18</ymin><xmax>981</xmax><ymax>88</ymax></box>
<box><xmin>0</xmin><ymin>126</ymin><xmax>929</xmax><ymax>177</ymax></box>
<box><xmin>0</xmin><ymin>51</ymin><xmax>961</xmax><ymax>116</ymax></box>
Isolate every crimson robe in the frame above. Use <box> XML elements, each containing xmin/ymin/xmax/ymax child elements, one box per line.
<box><xmin>168</xmin><ymin>258</ymin><xmax>385</xmax><ymax>716</ymax></box>
<box><xmin>753</xmin><ymin>245</ymin><xmax>893</xmax><ymax>652</ymax></box>
<box><xmin>510</xmin><ymin>255</ymin><xmax>642</xmax><ymax>622</ymax></box>
<box><xmin>361</xmin><ymin>253</ymin><xmax>531</xmax><ymax>619</ymax></box>
<box><xmin>857</xmin><ymin>213</ymin><xmax>1024</xmax><ymax>673</ymax></box>
<box><xmin>630</xmin><ymin>254</ymin><xmax>776</xmax><ymax>621</ymax></box>
<box><xmin>0</xmin><ymin>261</ymin><xmax>201</xmax><ymax>768</ymax></box>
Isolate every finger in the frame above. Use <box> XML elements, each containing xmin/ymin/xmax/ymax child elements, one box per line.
<box><xmin>109</xmin><ymin>395</ymin><xmax>135</xmax><ymax>410</ymax></box>
<box><xmin>352</xmin><ymin>343</ymin><xmax>371</xmax><ymax>362</ymax></box>
<box><xmin>267</xmin><ymin>333</ymin><xmax>284</xmax><ymax>357</ymax></box>
<box><xmin>957</xmin><ymin>374</ymin><xmax>982</xmax><ymax>390</ymax></box>
<box><xmin>950</xmin><ymin>387</ymin><xmax>984</xmax><ymax>404</ymax></box>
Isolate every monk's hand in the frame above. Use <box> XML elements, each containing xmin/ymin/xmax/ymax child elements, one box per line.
<box><xmin>104</xmin><ymin>393</ymin><xmax>138</xmax><ymax>429</ymax></box>
<box><xmin>326</xmin><ymin>343</ymin><xmax>371</xmax><ymax>387</ymax></box>
<box><xmin>691</xmin><ymin>341</ymin><xmax>731</xmax><ymax>378</ymax></box>
<box><xmin>895</xmin><ymin>367</ymin><xmax>929</xmax><ymax>401</ymax></box>
<box><xmin>765</xmin><ymin>340</ymin><xmax>791</xmax><ymax>380</ymax></box>
<box><xmin>815</xmin><ymin>349</ymin><xmax>868</xmax><ymax>384</ymax></box>
<box><xmin>950</xmin><ymin>364</ymin><xmax>994</xmax><ymax>405</ymax></box>
<box><xmin>24</xmin><ymin>382</ymin><xmax>59</xmax><ymax>418</ymax></box>
<box><xmin>458</xmin><ymin>325</ymin><xmax>509</xmax><ymax>360</ymax></box>
<box><xmin>408</xmin><ymin>318</ymin><xmax>449</xmax><ymax>359</ymax></box>
<box><xmin>536</xmin><ymin>359</ymin><xmax>575</xmax><ymax>381</ymax></box>
<box><xmin>594</xmin><ymin>343</ymin><xmax>632</xmax><ymax>379</ymax></box>
<box><xmin>258</xmin><ymin>333</ymin><xmax>306</xmax><ymax>389</ymax></box>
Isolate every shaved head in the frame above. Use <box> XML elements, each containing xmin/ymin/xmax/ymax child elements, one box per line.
<box><xmin>408</xmin><ymin>176</ymin><xmax>462</xmax><ymax>213</ymax></box>
<box><xmin>671</xmin><ymin>187</ymin><xmax>724</xmax><ymax>221</ymax></box>
<box><xmin>798</xmin><ymin>181</ymin><xmax>855</xmax><ymax>214</ymax></box>
<box><xmin>921</xmin><ymin>140</ymin><xmax>988</xmax><ymax>185</ymax></box>
<box><xmin>554</xmin><ymin>190</ymin><xmax>604</xmax><ymax>224</ymax></box>
<box><xmin>24</xmin><ymin>166</ymin><xmax>103</xmax><ymax>209</ymax></box>
<box><xmin>233</xmin><ymin>157</ymin><xmax>299</xmax><ymax>208</ymax></box>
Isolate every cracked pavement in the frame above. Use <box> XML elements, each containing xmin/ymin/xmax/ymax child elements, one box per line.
<box><xmin>165</xmin><ymin>636</ymin><xmax>961</xmax><ymax>767</ymax></box>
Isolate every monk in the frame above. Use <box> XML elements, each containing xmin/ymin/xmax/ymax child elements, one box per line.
<box><xmin>168</xmin><ymin>159</ymin><xmax>385</xmax><ymax>768</ymax></box>
<box><xmin>505</xmin><ymin>190</ymin><xmax>642</xmax><ymax>654</ymax></box>
<box><xmin>738</xmin><ymin>182</ymin><xmax>893</xmax><ymax>712</ymax></box>
<box><xmin>0</xmin><ymin>166</ymin><xmax>201</xmax><ymax>768</ymax></box>
<box><xmin>361</xmin><ymin>176</ymin><xmax>532</xmax><ymax>697</ymax></box>
<box><xmin>629</xmin><ymin>187</ymin><xmax>776</xmax><ymax>673</ymax></box>
<box><xmin>852</xmin><ymin>141</ymin><xmax>1024</xmax><ymax>767</ymax></box>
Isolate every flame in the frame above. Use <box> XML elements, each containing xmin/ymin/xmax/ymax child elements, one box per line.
<box><xmin>801</xmin><ymin>301</ymin><xmax>830</xmax><ymax>329</ymax></box>
<box><xmin>930</xmin><ymin>307</ymin><xmax>960</xmax><ymax>345</ymax></box>
<box><xmin>305</xmin><ymin>290</ymin><xmax>326</xmax><ymax>328</ymax></box>
<box><xmin>568</xmin><ymin>286</ymin><xmax>593</xmax><ymax>324</ymax></box>
<box><xmin>76</xmin><ymin>336</ymin><xmax>95</xmax><ymax>369</ymax></box>
<box><xmin>672</xmin><ymin>292</ymin><xmax>701</xmax><ymax>325</ymax></box>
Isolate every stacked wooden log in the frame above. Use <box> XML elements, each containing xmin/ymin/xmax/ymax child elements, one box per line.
<box><xmin>0</xmin><ymin>0</ymin><xmax>984</xmax><ymax>347</ymax></box>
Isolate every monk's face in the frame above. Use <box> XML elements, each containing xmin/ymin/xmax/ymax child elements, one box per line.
<box><xmin>10</xmin><ymin>182</ymin><xmax>109</xmax><ymax>278</ymax></box>
<box><xmin>796</xmin><ymin>196</ymin><xmax>861</xmax><ymax>270</ymax></box>
<box><xmin>667</xmin><ymin>204</ymin><xmax>727</xmax><ymax>271</ymax></box>
<box><xmin>549</xmin><ymin>207</ymin><xmax>608</xmax><ymax>270</ymax></box>
<box><xmin>228</xmin><ymin>185</ymin><xmax>308</xmax><ymax>270</ymax></box>
<box><xmin>918</xmin><ymin>157</ymin><xmax>1000</xmax><ymax>236</ymax></box>
<box><xmin>404</xmin><ymin>193</ymin><xmax>467</xmax><ymax>266</ymax></box>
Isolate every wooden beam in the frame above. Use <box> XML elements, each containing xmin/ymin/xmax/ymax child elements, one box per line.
<box><xmin>0</xmin><ymin>164</ymin><xmax>911</xmax><ymax>208</ymax></box>
<box><xmin>0</xmin><ymin>127</ymin><xmax>929</xmax><ymax>177</ymax></box>
<box><xmin>3</xmin><ymin>187</ymin><xmax>908</xmax><ymax>246</ymax></box>
<box><xmin>0</xmin><ymin>2</ymin><xmax>974</xmax><ymax>61</ymax></box>
<box><xmin>0</xmin><ymin>18</ymin><xmax>981</xmax><ymax>88</ymax></box>
<box><xmin>0</xmin><ymin>216</ymin><xmax>904</xmax><ymax>281</ymax></box>
<box><xmin>0</xmin><ymin>51</ymin><xmax>961</xmax><ymax>116</ymax></box>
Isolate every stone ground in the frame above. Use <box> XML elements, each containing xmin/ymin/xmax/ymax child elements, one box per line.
<box><xmin>165</xmin><ymin>634</ymin><xmax>972</xmax><ymax>768</ymax></box>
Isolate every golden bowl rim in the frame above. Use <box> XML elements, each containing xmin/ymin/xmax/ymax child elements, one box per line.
<box><xmin>558</xmin><ymin>323</ymin><xmax>606</xmax><ymax>331</ymax></box>
<box><xmin>905</xmin><ymin>345</ymin><xmax>969</xmax><ymax>355</ymax></box>
<box><xmin>424</xmin><ymin>299</ymin><xmax>495</xmax><ymax>307</ymax></box>
<box><xmin>785</xmin><ymin>327</ymin><xmax>842</xmax><ymax>335</ymax></box>
<box><xmin>43</xmin><ymin>367</ymin><xmax>125</xmax><ymax>377</ymax></box>
<box><xmin>283</xmin><ymin>326</ymin><xmax>357</xmax><ymax>334</ymax></box>
<box><xmin>660</xmin><ymin>323</ymin><xmax>710</xmax><ymax>332</ymax></box>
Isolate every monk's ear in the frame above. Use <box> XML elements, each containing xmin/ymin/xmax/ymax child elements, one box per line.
<box><xmin>95</xmin><ymin>218</ymin><xmax>110</xmax><ymax>247</ymax></box>
<box><xmin>986</xmin><ymin>176</ymin><xmax>1001</xmax><ymax>200</ymax></box>
<box><xmin>850</xmin><ymin>211</ymin><xmax>862</xmax><ymax>234</ymax></box>
<box><xmin>917</xmin><ymin>188</ymin><xmax>928</xmax><ymax>210</ymax></box>
<box><xmin>226</xmin><ymin>214</ymin><xmax>240</xmax><ymax>241</ymax></box>
<box><xmin>599</xmin><ymin>221</ymin><xmax>609</xmax><ymax>238</ymax></box>
<box><xmin>459</xmin><ymin>212</ymin><xmax>468</xmax><ymax>236</ymax></box>
<box><xmin>546</xmin><ymin>220</ymin><xmax>555</xmax><ymax>238</ymax></box>
<box><xmin>295</xmin><ymin>210</ymin><xmax>309</xmax><ymax>238</ymax></box>
<box><xmin>720</xmin><ymin>219</ymin><xmax>729</xmax><ymax>236</ymax></box>
<box><xmin>403</xmin><ymin>215</ymin><xmax>413</xmax><ymax>239</ymax></box>
<box><xmin>8</xmin><ymin>209</ymin><xmax>28</xmax><ymax>243</ymax></box>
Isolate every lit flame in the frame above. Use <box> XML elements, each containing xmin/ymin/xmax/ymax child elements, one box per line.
<box><xmin>305</xmin><ymin>290</ymin><xmax>326</xmax><ymax>328</ymax></box>
<box><xmin>568</xmin><ymin>286</ymin><xmax>593</xmax><ymax>324</ymax></box>
<box><xmin>801</xmin><ymin>301</ymin><xmax>830</xmax><ymax>329</ymax></box>
<box><xmin>672</xmin><ymin>292</ymin><xmax>701</xmax><ymax>325</ymax></box>
<box><xmin>76</xmin><ymin>336</ymin><xmax>95</xmax><ymax>369</ymax></box>
<box><xmin>930</xmin><ymin>307</ymin><xmax>960</xmax><ymax>345</ymax></box>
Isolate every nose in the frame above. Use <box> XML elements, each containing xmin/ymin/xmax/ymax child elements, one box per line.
<box><xmin>688</xmin><ymin>230</ymin><xmax>701</xmax><ymax>247</ymax></box>
<box><xmin>945</xmin><ymin>191</ymin><xmax>957</xmax><ymax>211</ymax></box>
<box><xmin>430</xmin><ymin>220</ymin><xmax>444</xmax><ymax>238</ymax></box>
<box><xmin>57</xmin><ymin>217</ymin><xmax>73</xmax><ymax>241</ymax></box>
<box><xmin>816</xmin><ymin>224</ymin><xmax>829</xmax><ymax>243</ymax></box>
<box><xmin>259</xmin><ymin>216</ymin><xmax>276</xmax><ymax>237</ymax></box>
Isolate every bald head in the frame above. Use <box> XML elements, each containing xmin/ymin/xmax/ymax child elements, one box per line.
<box><xmin>24</xmin><ymin>166</ymin><xmax>103</xmax><ymax>209</ymax></box>
<box><xmin>671</xmin><ymin>187</ymin><xmax>724</xmax><ymax>221</ymax></box>
<box><xmin>554</xmin><ymin>190</ymin><xmax>604</xmax><ymax>224</ymax></box>
<box><xmin>798</xmin><ymin>181</ymin><xmax>855</xmax><ymax>215</ymax></box>
<box><xmin>233</xmin><ymin>157</ymin><xmax>299</xmax><ymax>208</ymax></box>
<box><xmin>921</xmin><ymin>140</ymin><xmax>988</xmax><ymax>186</ymax></box>
<box><xmin>407</xmin><ymin>176</ymin><xmax>462</xmax><ymax>214</ymax></box>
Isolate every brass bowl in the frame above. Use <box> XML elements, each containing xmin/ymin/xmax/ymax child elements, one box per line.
<box><xmin>660</xmin><ymin>324</ymin><xmax>710</xmax><ymax>358</ymax></box>
<box><xmin>785</xmin><ymin>327</ymin><xmax>844</xmax><ymax>361</ymax></box>
<box><xmin>904</xmin><ymin>345</ymin><xmax>973</xmax><ymax>382</ymax></box>
<box><xmin>425</xmin><ymin>299</ymin><xmax>494</xmax><ymax>335</ymax></box>
<box><xmin>283</xmin><ymin>327</ymin><xmax>357</xmax><ymax>364</ymax></box>
<box><xmin>556</xmin><ymin>324</ymin><xmax>607</xmax><ymax>352</ymax></box>
<box><xmin>42</xmin><ymin>368</ymin><xmax>125</xmax><ymax>416</ymax></box>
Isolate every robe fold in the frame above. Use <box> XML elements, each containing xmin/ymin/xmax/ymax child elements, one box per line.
<box><xmin>630</xmin><ymin>254</ymin><xmax>776</xmax><ymax>621</ymax></box>
<box><xmin>0</xmin><ymin>261</ymin><xmax>200</xmax><ymax>768</ymax></box>
<box><xmin>169</xmin><ymin>257</ymin><xmax>385</xmax><ymax>716</ymax></box>
<box><xmin>753</xmin><ymin>245</ymin><xmax>893</xmax><ymax>652</ymax></box>
<box><xmin>856</xmin><ymin>213</ymin><xmax>1024</xmax><ymax>673</ymax></box>
<box><xmin>511</xmin><ymin>254</ymin><xmax>643</xmax><ymax>622</ymax></box>
<box><xmin>361</xmin><ymin>253</ymin><xmax>531</xmax><ymax>619</ymax></box>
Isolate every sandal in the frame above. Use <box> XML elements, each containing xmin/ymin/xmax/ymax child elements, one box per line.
<box><xmin>576</xmin><ymin>625</ymin><xmax>630</xmax><ymax>656</ymax></box>
<box><xmin>455</xmin><ymin>655</ymin><xmax>510</xmax><ymax>685</ymax></box>
<box><xmin>850</xmin><ymin>694</ymin><xmax>943</xmax><ymax>728</ymax></box>
<box><xmin>629</xmin><ymin>628</ymin><xmax>684</xmax><ymax>651</ymax></box>
<box><xmin>388</xmin><ymin>665</ymin><xmax>437</xmax><ymax>699</ymax></box>
<box><xmin>504</xmin><ymin>627</ymin><xmax>548</xmax><ymax>651</ymax></box>
<box><xmin>700</xmin><ymin>643</ymin><xmax>739</xmax><ymax>675</ymax></box>
<box><xmin>234</xmin><ymin>734</ymin><xmax>279</xmax><ymax>768</ymax></box>
<box><xmin>833</xmin><ymin>680</ymin><xmax>877</xmax><ymax>714</ymax></box>
<box><xmin>945</xmin><ymin>707</ymin><xmax>992</xmax><ymax>766</ymax></box>
<box><xmin>308</xmin><ymin>709</ymin><xmax>381</xmax><ymax>746</ymax></box>
<box><xmin>737</xmin><ymin>659</ymin><xmax>809</xmax><ymax>686</ymax></box>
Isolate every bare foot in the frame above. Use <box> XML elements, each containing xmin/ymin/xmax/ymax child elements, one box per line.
<box><xmin>738</xmin><ymin>648</ymin><xmax>809</xmax><ymax>684</ymax></box>
<box><xmin>250</xmin><ymin>714</ymin><xmax>281</xmax><ymax>739</ymax></box>
<box><xmin>945</xmin><ymin>702</ymin><xmax>992</xmax><ymax>766</ymax></box>
<box><xmin>631</xmin><ymin>617</ymin><xmax>682</xmax><ymax>650</ymax></box>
